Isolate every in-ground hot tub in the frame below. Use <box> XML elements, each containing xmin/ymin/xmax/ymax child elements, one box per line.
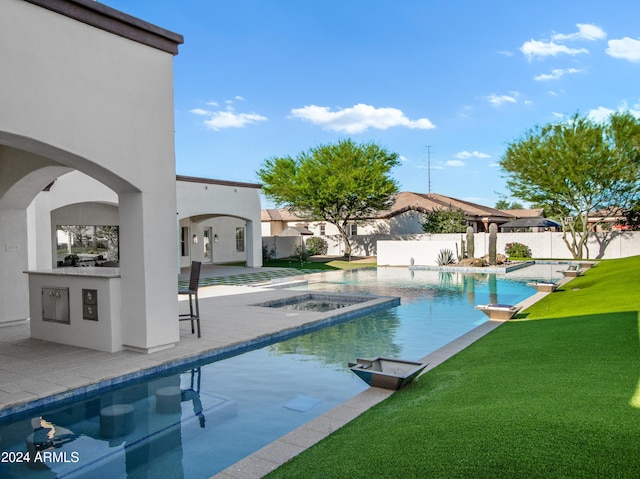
<box><xmin>255</xmin><ymin>293</ymin><xmax>367</xmax><ymax>312</ymax></box>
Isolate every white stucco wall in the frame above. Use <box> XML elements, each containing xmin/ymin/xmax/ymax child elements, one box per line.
<box><xmin>1</xmin><ymin>1</ymin><xmax>181</xmax><ymax>352</ymax></box>
<box><xmin>378</xmin><ymin>231</ymin><xmax>640</xmax><ymax>266</ymax></box>
<box><xmin>177</xmin><ymin>179</ymin><xmax>263</xmax><ymax>268</ymax></box>
<box><xmin>179</xmin><ymin>216</ymin><xmax>251</xmax><ymax>266</ymax></box>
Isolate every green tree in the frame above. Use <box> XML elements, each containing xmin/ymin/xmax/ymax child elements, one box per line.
<box><xmin>495</xmin><ymin>199</ymin><xmax>524</xmax><ymax>210</ymax></box>
<box><xmin>500</xmin><ymin>112</ymin><xmax>640</xmax><ymax>259</ymax></box>
<box><xmin>258</xmin><ymin>139</ymin><xmax>400</xmax><ymax>257</ymax></box>
<box><xmin>619</xmin><ymin>200</ymin><xmax>640</xmax><ymax>230</ymax></box>
<box><xmin>421</xmin><ymin>207</ymin><xmax>467</xmax><ymax>233</ymax></box>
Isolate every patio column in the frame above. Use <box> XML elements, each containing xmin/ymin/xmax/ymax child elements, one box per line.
<box><xmin>245</xmin><ymin>218</ymin><xmax>262</xmax><ymax>268</ymax></box>
<box><xmin>0</xmin><ymin>207</ymin><xmax>29</xmax><ymax>325</ymax></box>
<box><xmin>119</xmin><ymin>191</ymin><xmax>179</xmax><ymax>353</ymax></box>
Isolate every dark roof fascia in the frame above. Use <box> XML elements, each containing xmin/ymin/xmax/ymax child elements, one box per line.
<box><xmin>24</xmin><ymin>0</ymin><xmax>184</xmax><ymax>55</ymax></box>
<box><xmin>176</xmin><ymin>175</ymin><xmax>262</xmax><ymax>190</ymax></box>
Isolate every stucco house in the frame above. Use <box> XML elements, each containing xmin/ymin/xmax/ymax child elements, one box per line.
<box><xmin>261</xmin><ymin>192</ymin><xmax>514</xmax><ymax>257</ymax></box>
<box><xmin>176</xmin><ymin>175</ymin><xmax>262</xmax><ymax>269</ymax></box>
<box><xmin>29</xmin><ymin>171</ymin><xmax>263</xmax><ymax>271</ymax></box>
<box><xmin>1</xmin><ymin>0</ymin><xmax>189</xmax><ymax>353</ymax></box>
<box><xmin>262</xmin><ymin>191</ymin><xmax>513</xmax><ymax>238</ymax></box>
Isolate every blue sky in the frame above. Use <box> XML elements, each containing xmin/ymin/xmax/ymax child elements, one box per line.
<box><xmin>102</xmin><ymin>0</ymin><xmax>640</xmax><ymax>208</ymax></box>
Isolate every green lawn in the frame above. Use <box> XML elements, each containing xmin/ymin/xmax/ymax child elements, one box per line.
<box><xmin>266</xmin><ymin>256</ymin><xmax>640</xmax><ymax>479</ymax></box>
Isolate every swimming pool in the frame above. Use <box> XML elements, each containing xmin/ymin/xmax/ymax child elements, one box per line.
<box><xmin>0</xmin><ymin>265</ymin><xmax>561</xmax><ymax>478</ymax></box>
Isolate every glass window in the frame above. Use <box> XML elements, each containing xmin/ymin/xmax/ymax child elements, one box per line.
<box><xmin>236</xmin><ymin>227</ymin><xmax>245</xmax><ymax>252</ymax></box>
<box><xmin>56</xmin><ymin>225</ymin><xmax>119</xmax><ymax>266</ymax></box>
<box><xmin>348</xmin><ymin>224</ymin><xmax>358</xmax><ymax>236</ymax></box>
<box><xmin>319</xmin><ymin>224</ymin><xmax>325</xmax><ymax>236</ymax></box>
<box><xmin>181</xmin><ymin>227</ymin><xmax>189</xmax><ymax>257</ymax></box>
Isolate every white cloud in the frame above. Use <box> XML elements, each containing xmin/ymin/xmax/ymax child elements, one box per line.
<box><xmin>454</xmin><ymin>150</ymin><xmax>490</xmax><ymax>159</ymax></box>
<box><xmin>606</xmin><ymin>37</ymin><xmax>640</xmax><ymax>62</ymax></box>
<box><xmin>399</xmin><ymin>155</ymin><xmax>410</xmax><ymax>163</ymax></box>
<box><xmin>534</xmin><ymin>68</ymin><xmax>583</xmax><ymax>81</ymax></box>
<box><xmin>191</xmin><ymin>97</ymin><xmax>267</xmax><ymax>130</ymax></box>
<box><xmin>520</xmin><ymin>39</ymin><xmax>589</xmax><ymax>61</ymax></box>
<box><xmin>487</xmin><ymin>93</ymin><xmax>517</xmax><ymax>106</ymax></box>
<box><xmin>289</xmin><ymin>103</ymin><xmax>436</xmax><ymax>133</ymax></box>
<box><xmin>498</xmin><ymin>50</ymin><xmax>514</xmax><ymax>57</ymax></box>
<box><xmin>588</xmin><ymin>101</ymin><xmax>640</xmax><ymax>123</ymax></box>
<box><xmin>552</xmin><ymin>24</ymin><xmax>606</xmax><ymax>42</ymax></box>
<box><xmin>551</xmin><ymin>112</ymin><xmax>565</xmax><ymax>119</ymax></box>
<box><xmin>445</xmin><ymin>160</ymin><xmax>465</xmax><ymax>167</ymax></box>
<box><xmin>588</xmin><ymin>106</ymin><xmax>615</xmax><ymax>123</ymax></box>
<box><xmin>202</xmin><ymin>111</ymin><xmax>267</xmax><ymax>130</ymax></box>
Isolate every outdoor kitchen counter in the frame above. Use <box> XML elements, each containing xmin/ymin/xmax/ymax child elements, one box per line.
<box><xmin>24</xmin><ymin>268</ymin><xmax>122</xmax><ymax>352</ymax></box>
<box><xmin>25</xmin><ymin>267</ymin><xmax>121</xmax><ymax>278</ymax></box>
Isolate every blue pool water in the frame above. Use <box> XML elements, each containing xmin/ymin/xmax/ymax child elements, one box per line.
<box><xmin>0</xmin><ymin>265</ymin><xmax>561</xmax><ymax>478</ymax></box>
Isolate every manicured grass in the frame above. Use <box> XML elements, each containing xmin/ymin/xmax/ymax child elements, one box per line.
<box><xmin>265</xmin><ymin>256</ymin><xmax>640</xmax><ymax>479</ymax></box>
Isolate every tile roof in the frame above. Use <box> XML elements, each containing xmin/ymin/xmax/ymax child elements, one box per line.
<box><xmin>261</xmin><ymin>192</ymin><xmax>512</xmax><ymax>222</ymax></box>
<box><xmin>376</xmin><ymin>192</ymin><xmax>512</xmax><ymax>219</ymax></box>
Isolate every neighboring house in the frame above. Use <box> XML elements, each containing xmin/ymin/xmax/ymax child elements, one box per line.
<box><xmin>503</xmin><ymin>207</ymin><xmax>632</xmax><ymax>232</ymax></box>
<box><xmin>499</xmin><ymin>217</ymin><xmax>562</xmax><ymax>232</ymax></box>
<box><xmin>375</xmin><ymin>192</ymin><xmax>514</xmax><ymax>233</ymax></box>
<box><xmin>587</xmin><ymin>208</ymin><xmax>630</xmax><ymax>231</ymax></box>
<box><xmin>261</xmin><ymin>208</ymin><xmax>304</xmax><ymax>236</ymax></box>
<box><xmin>498</xmin><ymin>208</ymin><xmax>562</xmax><ymax>232</ymax></box>
<box><xmin>500</xmin><ymin>208</ymin><xmax>545</xmax><ymax>219</ymax></box>
<box><xmin>262</xmin><ymin>192</ymin><xmax>514</xmax><ymax>238</ymax></box>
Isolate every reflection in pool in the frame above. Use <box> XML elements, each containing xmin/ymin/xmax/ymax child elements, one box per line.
<box><xmin>0</xmin><ymin>265</ymin><xmax>562</xmax><ymax>478</ymax></box>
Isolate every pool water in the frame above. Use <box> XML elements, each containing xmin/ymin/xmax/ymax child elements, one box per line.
<box><xmin>0</xmin><ymin>265</ymin><xmax>561</xmax><ymax>478</ymax></box>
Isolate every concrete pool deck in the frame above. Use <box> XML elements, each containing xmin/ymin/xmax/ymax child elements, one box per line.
<box><xmin>0</xmin><ymin>265</ymin><xmax>569</xmax><ymax>478</ymax></box>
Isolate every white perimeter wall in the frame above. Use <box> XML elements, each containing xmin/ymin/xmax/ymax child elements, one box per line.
<box><xmin>378</xmin><ymin>231</ymin><xmax>640</xmax><ymax>266</ymax></box>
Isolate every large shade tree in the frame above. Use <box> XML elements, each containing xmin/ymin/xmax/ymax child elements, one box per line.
<box><xmin>500</xmin><ymin>112</ymin><xmax>640</xmax><ymax>259</ymax></box>
<box><xmin>258</xmin><ymin>139</ymin><xmax>400</xmax><ymax>257</ymax></box>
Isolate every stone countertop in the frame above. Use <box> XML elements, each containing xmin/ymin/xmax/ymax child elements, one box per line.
<box><xmin>24</xmin><ymin>267</ymin><xmax>121</xmax><ymax>278</ymax></box>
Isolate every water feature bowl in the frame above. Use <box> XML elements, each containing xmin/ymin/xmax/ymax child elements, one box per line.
<box><xmin>348</xmin><ymin>357</ymin><xmax>428</xmax><ymax>390</ymax></box>
<box><xmin>526</xmin><ymin>281</ymin><xmax>558</xmax><ymax>293</ymax></box>
<box><xmin>475</xmin><ymin>303</ymin><xmax>520</xmax><ymax>320</ymax></box>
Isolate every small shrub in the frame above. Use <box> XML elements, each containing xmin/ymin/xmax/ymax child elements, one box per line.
<box><xmin>293</xmin><ymin>244</ymin><xmax>309</xmax><ymax>261</ymax></box>
<box><xmin>305</xmin><ymin>236</ymin><xmax>328</xmax><ymax>256</ymax></box>
<box><xmin>505</xmin><ymin>242</ymin><xmax>531</xmax><ymax>258</ymax></box>
<box><xmin>436</xmin><ymin>248</ymin><xmax>456</xmax><ymax>266</ymax></box>
<box><xmin>262</xmin><ymin>244</ymin><xmax>275</xmax><ymax>261</ymax></box>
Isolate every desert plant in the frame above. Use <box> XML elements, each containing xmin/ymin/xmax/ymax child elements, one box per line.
<box><xmin>305</xmin><ymin>236</ymin><xmax>328</xmax><ymax>256</ymax></box>
<box><xmin>489</xmin><ymin>223</ymin><xmax>497</xmax><ymax>265</ymax></box>
<box><xmin>505</xmin><ymin>242</ymin><xmax>531</xmax><ymax>258</ymax></box>
<box><xmin>293</xmin><ymin>244</ymin><xmax>309</xmax><ymax>261</ymax></box>
<box><xmin>466</xmin><ymin>226</ymin><xmax>475</xmax><ymax>258</ymax></box>
<box><xmin>436</xmin><ymin>248</ymin><xmax>456</xmax><ymax>266</ymax></box>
